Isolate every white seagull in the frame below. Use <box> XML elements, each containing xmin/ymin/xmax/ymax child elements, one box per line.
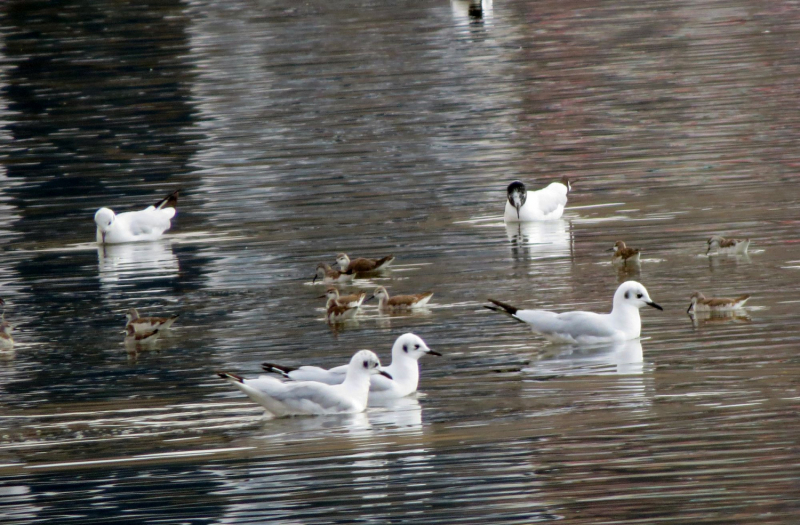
<box><xmin>218</xmin><ymin>350</ymin><xmax>391</xmax><ymax>417</ymax></box>
<box><xmin>95</xmin><ymin>190</ymin><xmax>179</xmax><ymax>244</ymax></box>
<box><xmin>262</xmin><ymin>333</ymin><xmax>440</xmax><ymax>401</ymax></box>
<box><xmin>485</xmin><ymin>281</ymin><xmax>662</xmax><ymax>344</ymax></box>
<box><xmin>504</xmin><ymin>178</ymin><xmax>570</xmax><ymax>222</ymax></box>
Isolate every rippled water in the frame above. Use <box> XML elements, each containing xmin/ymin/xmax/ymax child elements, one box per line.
<box><xmin>1</xmin><ymin>0</ymin><xmax>800</xmax><ymax>523</ymax></box>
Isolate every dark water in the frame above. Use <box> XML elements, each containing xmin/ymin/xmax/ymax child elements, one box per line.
<box><xmin>1</xmin><ymin>0</ymin><xmax>800</xmax><ymax>523</ymax></box>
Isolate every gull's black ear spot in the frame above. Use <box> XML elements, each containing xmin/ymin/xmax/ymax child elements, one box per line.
<box><xmin>363</xmin><ymin>360</ymin><xmax>368</xmax><ymax>369</ymax></box>
<box><xmin>403</xmin><ymin>345</ymin><xmax>408</xmax><ymax>353</ymax></box>
<box><xmin>625</xmin><ymin>291</ymin><xmax>630</xmax><ymax>299</ymax></box>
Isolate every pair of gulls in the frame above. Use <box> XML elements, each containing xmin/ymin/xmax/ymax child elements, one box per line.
<box><xmin>218</xmin><ymin>333</ymin><xmax>439</xmax><ymax>417</ymax></box>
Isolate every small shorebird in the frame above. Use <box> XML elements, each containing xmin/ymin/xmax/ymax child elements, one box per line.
<box><xmin>320</xmin><ymin>287</ymin><xmax>366</xmax><ymax>308</ymax></box>
<box><xmin>95</xmin><ymin>190</ymin><xmax>179</xmax><ymax>244</ymax></box>
<box><xmin>367</xmin><ymin>286</ymin><xmax>434</xmax><ymax>310</ymax></box>
<box><xmin>124</xmin><ymin>324</ymin><xmax>160</xmax><ymax>345</ymax></box>
<box><xmin>610</xmin><ymin>240</ymin><xmax>641</xmax><ymax>265</ymax></box>
<box><xmin>313</xmin><ymin>263</ymin><xmax>355</xmax><ymax>284</ymax></box>
<box><xmin>504</xmin><ymin>177</ymin><xmax>571</xmax><ymax>222</ymax></box>
<box><xmin>687</xmin><ymin>292</ymin><xmax>750</xmax><ymax>314</ymax></box>
<box><xmin>126</xmin><ymin>308</ymin><xmax>179</xmax><ymax>335</ymax></box>
<box><xmin>262</xmin><ymin>333</ymin><xmax>440</xmax><ymax>401</ymax></box>
<box><xmin>0</xmin><ymin>321</ymin><xmax>14</xmax><ymax>351</ymax></box>
<box><xmin>326</xmin><ymin>302</ymin><xmax>360</xmax><ymax>323</ymax></box>
<box><xmin>335</xmin><ymin>253</ymin><xmax>395</xmax><ymax>274</ymax></box>
<box><xmin>218</xmin><ymin>350</ymin><xmax>391</xmax><ymax>417</ymax></box>
<box><xmin>707</xmin><ymin>235</ymin><xmax>750</xmax><ymax>255</ymax></box>
<box><xmin>485</xmin><ymin>281</ymin><xmax>662</xmax><ymax>344</ymax></box>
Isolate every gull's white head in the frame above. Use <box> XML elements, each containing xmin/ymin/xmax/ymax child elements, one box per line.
<box><xmin>391</xmin><ymin>333</ymin><xmax>441</xmax><ymax>361</ymax></box>
<box><xmin>613</xmin><ymin>281</ymin><xmax>662</xmax><ymax>311</ymax></box>
<box><xmin>506</xmin><ymin>181</ymin><xmax>527</xmax><ymax>219</ymax></box>
<box><xmin>94</xmin><ymin>207</ymin><xmax>116</xmax><ymax>232</ymax></box>
<box><xmin>349</xmin><ymin>350</ymin><xmax>392</xmax><ymax>379</ymax></box>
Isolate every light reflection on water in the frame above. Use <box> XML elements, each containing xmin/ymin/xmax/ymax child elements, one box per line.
<box><xmin>1</xmin><ymin>0</ymin><xmax>800</xmax><ymax>523</ymax></box>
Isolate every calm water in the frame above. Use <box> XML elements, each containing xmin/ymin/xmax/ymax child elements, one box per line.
<box><xmin>1</xmin><ymin>0</ymin><xmax>800</xmax><ymax>523</ymax></box>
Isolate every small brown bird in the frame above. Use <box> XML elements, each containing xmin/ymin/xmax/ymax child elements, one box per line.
<box><xmin>609</xmin><ymin>240</ymin><xmax>641</xmax><ymax>265</ymax></box>
<box><xmin>126</xmin><ymin>308</ymin><xmax>179</xmax><ymax>335</ymax></box>
<box><xmin>326</xmin><ymin>303</ymin><xmax>359</xmax><ymax>323</ymax></box>
<box><xmin>313</xmin><ymin>263</ymin><xmax>355</xmax><ymax>283</ymax></box>
<box><xmin>0</xmin><ymin>321</ymin><xmax>14</xmax><ymax>351</ymax></box>
<box><xmin>335</xmin><ymin>253</ymin><xmax>395</xmax><ymax>274</ymax></box>
<box><xmin>706</xmin><ymin>235</ymin><xmax>750</xmax><ymax>255</ymax></box>
<box><xmin>319</xmin><ymin>287</ymin><xmax>366</xmax><ymax>308</ymax></box>
<box><xmin>124</xmin><ymin>324</ymin><xmax>160</xmax><ymax>345</ymax></box>
<box><xmin>367</xmin><ymin>286</ymin><xmax>434</xmax><ymax>310</ymax></box>
<box><xmin>687</xmin><ymin>292</ymin><xmax>750</xmax><ymax>314</ymax></box>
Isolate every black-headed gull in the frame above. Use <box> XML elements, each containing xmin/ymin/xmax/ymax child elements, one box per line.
<box><xmin>125</xmin><ymin>308</ymin><xmax>179</xmax><ymax>335</ymax></box>
<box><xmin>687</xmin><ymin>292</ymin><xmax>750</xmax><ymax>314</ymax></box>
<box><xmin>262</xmin><ymin>333</ymin><xmax>439</xmax><ymax>401</ymax></box>
<box><xmin>504</xmin><ymin>178</ymin><xmax>570</xmax><ymax>222</ymax></box>
<box><xmin>486</xmin><ymin>281</ymin><xmax>662</xmax><ymax>344</ymax></box>
<box><xmin>367</xmin><ymin>286</ymin><xmax>434</xmax><ymax>310</ymax></box>
<box><xmin>219</xmin><ymin>350</ymin><xmax>391</xmax><ymax>417</ymax></box>
<box><xmin>94</xmin><ymin>190</ymin><xmax>179</xmax><ymax>244</ymax></box>
<box><xmin>335</xmin><ymin>253</ymin><xmax>394</xmax><ymax>273</ymax></box>
<box><xmin>706</xmin><ymin>235</ymin><xmax>750</xmax><ymax>255</ymax></box>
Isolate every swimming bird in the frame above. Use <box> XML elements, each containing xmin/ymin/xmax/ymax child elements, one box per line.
<box><xmin>687</xmin><ymin>292</ymin><xmax>750</xmax><ymax>314</ymax></box>
<box><xmin>312</xmin><ymin>263</ymin><xmax>355</xmax><ymax>284</ymax></box>
<box><xmin>335</xmin><ymin>253</ymin><xmax>395</xmax><ymax>274</ymax></box>
<box><xmin>95</xmin><ymin>190</ymin><xmax>179</xmax><ymax>244</ymax></box>
<box><xmin>320</xmin><ymin>287</ymin><xmax>366</xmax><ymax>308</ymax></box>
<box><xmin>0</xmin><ymin>321</ymin><xmax>14</xmax><ymax>351</ymax></box>
<box><xmin>262</xmin><ymin>333</ymin><xmax>440</xmax><ymax>400</ymax></box>
<box><xmin>485</xmin><ymin>281</ymin><xmax>662</xmax><ymax>344</ymax></box>
<box><xmin>610</xmin><ymin>240</ymin><xmax>641</xmax><ymax>265</ymax></box>
<box><xmin>0</xmin><ymin>297</ymin><xmax>5</xmax><ymax>321</ymax></box>
<box><xmin>218</xmin><ymin>350</ymin><xmax>391</xmax><ymax>417</ymax></box>
<box><xmin>707</xmin><ymin>235</ymin><xmax>750</xmax><ymax>255</ymax></box>
<box><xmin>124</xmin><ymin>324</ymin><xmax>160</xmax><ymax>345</ymax></box>
<box><xmin>326</xmin><ymin>302</ymin><xmax>360</xmax><ymax>323</ymax></box>
<box><xmin>504</xmin><ymin>178</ymin><xmax>570</xmax><ymax>222</ymax></box>
<box><xmin>367</xmin><ymin>286</ymin><xmax>434</xmax><ymax>310</ymax></box>
<box><xmin>125</xmin><ymin>308</ymin><xmax>179</xmax><ymax>335</ymax></box>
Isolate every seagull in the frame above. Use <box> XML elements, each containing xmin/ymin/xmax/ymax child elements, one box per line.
<box><xmin>609</xmin><ymin>240</ymin><xmax>641</xmax><ymax>265</ymax></box>
<box><xmin>367</xmin><ymin>286</ymin><xmax>434</xmax><ymax>310</ymax></box>
<box><xmin>312</xmin><ymin>263</ymin><xmax>355</xmax><ymax>284</ymax></box>
<box><xmin>126</xmin><ymin>308</ymin><xmax>179</xmax><ymax>335</ymax></box>
<box><xmin>262</xmin><ymin>333</ymin><xmax>440</xmax><ymax>401</ymax></box>
<box><xmin>0</xmin><ymin>321</ymin><xmax>14</xmax><ymax>351</ymax></box>
<box><xmin>124</xmin><ymin>324</ymin><xmax>160</xmax><ymax>346</ymax></box>
<box><xmin>687</xmin><ymin>292</ymin><xmax>750</xmax><ymax>313</ymax></box>
<box><xmin>320</xmin><ymin>287</ymin><xmax>366</xmax><ymax>308</ymax></box>
<box><xmin>335</xmin><ymin>253</ymin><xmax>395</xmax><ymax>274</ymax></box>
<box><xmin>95</xmin><ymin>190</ymin><xmax>179</xmax><ymax>244</ymax></box>
<box><xmin>707</xmin><ymin>235</ymin><xmax>750</xmax><ymax>255</ymax></box>
<box><xmin>504</xmin><ymin>178</ymin><xmax>570</xmax><ymax>222</ymax></box>
<box><xmin>485</xmin><ymin>281</ymin><xmax>662</xmax><ymax>344</ymax></box>
<box><xmin>218</xmin><ymin>350</ymin><xmax>392</xmax><ymax>417</ymax></box>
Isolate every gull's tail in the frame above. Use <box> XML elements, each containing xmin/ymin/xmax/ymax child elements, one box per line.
<box><xmin>218</xmin><ymin>372</ymin><xmax>244</xmax><ymax>383</ymax></box>
<box><xmin>261</xmin><ymin>363</ymin><xmax>297</xmax><ymax>378</ymax></box>
<box><xmin>154</xmin><ymin>189</ymin><xmax>180</xmax><ymax>210</ymax></box>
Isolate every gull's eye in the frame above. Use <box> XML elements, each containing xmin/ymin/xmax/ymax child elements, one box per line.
<box><xmin>637</xmin><ymin>293</ymin><xmax>643</xmax><ymax>299</ymax></box>
<box><xmin>403</xmin><ymin>345</ymin><xmax>408</xmax><ymax>353</ymax></box>
<box><xmin>414</xmin><ymin>344</ymin><xmax>420</xmax><ymax>349</ymax></box>
<box><xmin>363</xmin><ymin>361</ymin><xmax>368</xmax><ymax>369</ymax></box>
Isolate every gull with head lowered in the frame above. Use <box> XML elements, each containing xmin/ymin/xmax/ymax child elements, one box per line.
<box><xmin>218</xmin><ymin>350</ymin><xmax>391</xmax><ymax>417</ymax></box>
<box><xmin>486</xmin><ymin>281</ymin><xmax>662</xmax><ymax>344</ymax></box>
<box><xmin>95</xmin><ymin>190</ymin><xmax>179</xmax><ymax>244</ymax></box>
<box><xmin>504</xmin><ymin>178</ymin><xmax>570</xmax><ymax>222</ymax></box>
<box><xmin>262</xmin><ymin>333</ymin><xmax>440</xmax><ymax>401</ymax></box>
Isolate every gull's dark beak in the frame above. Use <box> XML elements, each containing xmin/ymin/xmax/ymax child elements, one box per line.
<box><xmin>378</xmin><ymin>370</ymin><xmax>393</xmax><ymax>380</ymax></box>
<box><xmin>648</xmin><ymin>301</ymin><xmax>663</xmax><ymax>311</ymax></box>
<box><xmin>427</xmin><ymin>349</ymin><xmax>442</xmax><ymax>356</ymax></box>
<box><xmin>515</xmin><ymin>202</ymin><xmax>521</xmax><ymax>219</ymax></box>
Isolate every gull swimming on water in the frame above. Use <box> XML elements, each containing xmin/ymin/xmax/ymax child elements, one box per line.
<box><xmin>95</xmin><ymin>190</ymin><xmax>179</xmax><ymax>244</ymax></box>
<box><xmin>335</xmin><ymin>253</ymin><xmax>395</xmax><ymax>274</ymax></box>
<box><xmin>262</xmin><ymin>333</ymin><xmax>440</xmax><ymax>401</ymax></box>
<box><xmin>687</xmin><ymin>291</ymin><xmax>750</xmax><ymax>313</ymax></box>
<box><xmin>504</xmin><ymin>178</ymin><xmax>570</xmax><ymax>222</ymax></box>
<box><xmin>485</xmin><ymin>281</ymin><xmax>662</xmax><ymax>344</ymax></box>
<box><xmin>706</xmin><ymin>235</ymin><xmax>750</xmax><ymax>255</ymax></box>
<box><xmin>218</xmin><ymin>350</ymin><xmax>391</xmax><ymax>417</ymax></box>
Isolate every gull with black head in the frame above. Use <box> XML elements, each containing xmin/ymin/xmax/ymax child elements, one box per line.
<box><xmin>504</xmin><ymin>177</ymin><xmax>571</xmax><ymax>222</ymax></box>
